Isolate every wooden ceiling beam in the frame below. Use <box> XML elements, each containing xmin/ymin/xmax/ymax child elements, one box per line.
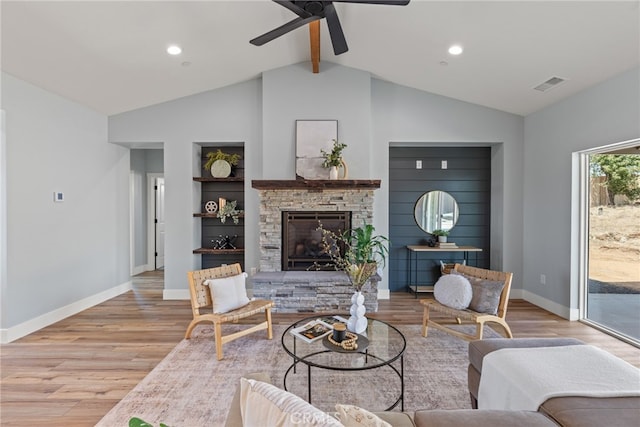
<box><xmin>309</xmin><ymin>20</ymin><xmax>320</xmax><ymax>73</ymax></box>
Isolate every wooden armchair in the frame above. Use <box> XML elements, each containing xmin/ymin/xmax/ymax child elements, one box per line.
<box><xmin>185</xmin><ymin>263</ymin><xmax>274</xmax><ymax>360</ymax></box>
<box><xmin>421</xmin><ymin>263</ymin><xmax>513</xmax><ymax>341</ymax></box>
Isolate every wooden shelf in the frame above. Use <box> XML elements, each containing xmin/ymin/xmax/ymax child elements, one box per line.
<box><xmin>193</xmin><ymin>248</ymin><xmax>245</xmax><ymax>254</ymax></box>
<box><xmin>251</xmin><ymin>179</ymin><xmax>380</xmax><ymax>190</ymax></box>
<box><xmin>193</xmin><ymin>213</ymin><xmax>245</xmax><ymax>218</ymax></box>
<box><xmin>193</xmin><ymin>177</ymin><xmax>244</xmax><ymax>182</ymax></box>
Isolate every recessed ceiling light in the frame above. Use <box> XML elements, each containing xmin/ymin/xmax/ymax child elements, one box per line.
<box><xmin>167</xmin><ymin>45</ymin><xmax>182</xmax><ymax>55</ymax></box>
<box><xmin>448</xmin><ymin>45</ymin><xmax>463</xmax><ymax>55</ymax></box>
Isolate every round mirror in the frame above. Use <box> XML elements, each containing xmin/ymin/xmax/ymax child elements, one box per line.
<box><xmin>414</xmin><ymin>191</ymin><xmax>459</xmax><ymax>234</ymax></box>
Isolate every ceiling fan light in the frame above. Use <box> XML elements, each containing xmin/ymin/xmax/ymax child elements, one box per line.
<box><xmin>448</xmin><ymin>45</ymin><xmax>463</xmax><ymax>55</ymax></box>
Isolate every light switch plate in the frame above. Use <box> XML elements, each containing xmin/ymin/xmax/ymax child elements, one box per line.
<box><xmin>441</xmin><ymin>160</ymin><xmax>448</xmax><ymax>169</ymax></box>
<box><xmin>416</xmin><ymin>160</ymin><xmax>422</xmax><ymax>169</ymax></box>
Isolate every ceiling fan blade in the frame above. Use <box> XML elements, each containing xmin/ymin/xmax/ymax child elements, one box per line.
<box><xmin>250</xmin><ymin>15</ymin><xmax>320</xmax><ymax>46</ymax></box>
<box><xmin>324</xmin><ymin>3</ymin><xmax>348</xmax><ymax>55</ymax></box>
<box><xmin>332</xmin><ymin>0</ymin><xmax>410</xmax><ymax>5</ymax></box>
<box><xmin>273</xmin><ymin>0</ymin><xmax>312</xmax><ymax>18</ymax></box>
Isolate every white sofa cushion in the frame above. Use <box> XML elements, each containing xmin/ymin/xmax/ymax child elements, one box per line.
<box><xmin>240</xmin><ymin>378</ymin><xmax>343</xmax><ymax>426</ymax></box>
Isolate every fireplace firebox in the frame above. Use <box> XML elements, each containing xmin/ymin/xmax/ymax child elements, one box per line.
<box><xmin>282</xmin><ymin>211</ymin><xmax>351</xmax><ymax>271</ymax></box>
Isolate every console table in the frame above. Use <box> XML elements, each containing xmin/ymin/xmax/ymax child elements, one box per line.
<box><xmin>406</xmin><ymin>245</ymin><xmax>482</xmax><ymax>297</ymax></box>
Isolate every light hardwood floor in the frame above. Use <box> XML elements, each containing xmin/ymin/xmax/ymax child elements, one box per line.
<box><xmin>1</xmin><ymin>270</ymin><xmax>639</xmax><ymax>426</ymax></box>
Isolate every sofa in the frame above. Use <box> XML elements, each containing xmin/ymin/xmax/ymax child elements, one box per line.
<box><xmin>467</xmin><ymin>338</ymin><xmax>640</xmax><ymax>427</ymax></box>
<box><xmin>226</xmin><ymin>338</ymin><xmax>639</xmax><ymax>427</ymax></box>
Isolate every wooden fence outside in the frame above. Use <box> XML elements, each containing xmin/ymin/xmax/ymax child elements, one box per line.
<box><xmin>590</xmin><ymin>176</ymin><xmax>609</xmax><ymax>206</ymax></box>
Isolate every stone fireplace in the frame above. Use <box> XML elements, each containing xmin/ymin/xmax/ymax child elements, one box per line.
<box><xmin>251</xmin><ymin>180</ymin><xmax>381</xmax><ymax>313</ymax></box>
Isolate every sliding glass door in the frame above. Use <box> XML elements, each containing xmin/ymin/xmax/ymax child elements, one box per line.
<box><xmin>583</xmin><ymin>145</ymin><xmax>640</xmax><ymax>345</ymax></box>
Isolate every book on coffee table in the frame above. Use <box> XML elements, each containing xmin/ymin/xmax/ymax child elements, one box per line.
<box><xmin>290</xmin><ymin>319</ymin><xmax>333</xmax><ymax>343</ymax></box>
<box><xmin>317</xmin><ymin>315</ymin><xmax>349</xmax><ymax>326</ymax></box>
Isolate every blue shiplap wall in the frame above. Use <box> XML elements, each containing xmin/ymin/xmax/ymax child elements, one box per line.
<box><xmin>389</xmin><ymin>147</ymin><xmax>491</xmax><ymax>291</ymax></box>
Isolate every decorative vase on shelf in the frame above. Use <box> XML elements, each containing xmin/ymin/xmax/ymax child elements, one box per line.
<box><xmin>347</xmin><ymin>291</ymin><xmax>367</xmax><ymax>334</ymax></box>
<box><xmin>210</xmin><ymin>159</ymin><xmax>231</xmax><ymax>178</ymax></box>
<box><xmin>329</xmin><ymin>166</ymin><xmax>339</xmax><ymax>180</ymax></box>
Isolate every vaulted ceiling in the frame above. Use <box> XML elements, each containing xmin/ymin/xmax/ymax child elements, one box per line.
<box><xmin>2</xmin><ymin>1</ymin><xmax>638</xmax><ymax>116</ymax></box>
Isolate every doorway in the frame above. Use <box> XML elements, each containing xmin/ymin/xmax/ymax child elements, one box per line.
<box><xmin>580</xmin><ymin>140</ymin><xmax>640</xmax><ymax>345</ymax></box>
<box><xmin>151</xmin><ymin>176</ymin><xmax>165</xmax><ymax>270</ymax></box>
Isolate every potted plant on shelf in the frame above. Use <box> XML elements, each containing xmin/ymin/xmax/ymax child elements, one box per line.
<box><xmin>216</xmin><ymin>200</ymin><xmax>243</xmax><ymax>224</ymax></box>
<box><xmin>320</xmin><ymin>139</ymin><xmax>348</xmax><ymax>180</ymax></box>
<box><xmin>315</xmin><ymin>222</ymin><xmax>389</xmax><ymax>334</ymax></box>
<box><xmin>432</xmin><ymin>229</ymin><xmax>450</xmax><ymax>243</ymax></box>
<box><xmin>203</xmin><ymin>149</ymin><xmax>241</xmax><ymax>178</ymax></box>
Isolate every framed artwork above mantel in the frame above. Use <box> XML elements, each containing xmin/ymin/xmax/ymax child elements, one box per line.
<box><xmin>295</xmin><ymin>119</ymin><xmax>338</xmax><ymax>180</ymax></box>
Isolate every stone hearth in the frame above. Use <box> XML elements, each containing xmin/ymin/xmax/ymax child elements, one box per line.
<box><xmin>251</xmin><ymin>271</ymin><xmax>379</xmax><ymax>313</ymax></box>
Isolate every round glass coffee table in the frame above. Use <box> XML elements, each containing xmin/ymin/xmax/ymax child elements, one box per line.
<box><xmin>281</xmin><ymin>315</ymin><xmax>406</xmax><ymax>411</ymax></box>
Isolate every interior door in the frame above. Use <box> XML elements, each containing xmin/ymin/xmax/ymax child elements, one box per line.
<box><xmin>155</xmin><ymin>177</ymin><xmax>165</xmax><ymax>269</ymax></box>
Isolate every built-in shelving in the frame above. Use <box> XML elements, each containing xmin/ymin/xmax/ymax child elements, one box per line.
<box><xmin>194</xmin><ymin>146</ymin><xmax>245</xmax><ymax>269</ymax></box>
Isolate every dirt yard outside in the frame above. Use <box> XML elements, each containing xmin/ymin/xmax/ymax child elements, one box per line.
<box><xmin>589</xmin><ymin>205</ymin><xmax>640</xmax><ymax>289</ymax></box>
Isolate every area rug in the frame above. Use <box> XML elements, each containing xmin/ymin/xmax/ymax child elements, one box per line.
<box><xmin>97</xmin><ymin>324</ymin><xmax>498</xmax><ymax>426</ymax></box>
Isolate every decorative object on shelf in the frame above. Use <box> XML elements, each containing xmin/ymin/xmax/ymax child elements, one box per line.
<box><xmin>432</xmin><ymin>229</ymin><xmax>450</xmax><ymax>243</ymax></box>
<box><xmin>203</xmin><ymin>149</ymin><xmax>241</xmax><ymax>178</ymax></box>
<box><xmin>204</xmin><ymin>200</ymin><xmax>218</xmax><ymax>213</ymax></box>
<box><xmin>218</xmin><ymin>197</ymin><xmax>227</xmax><ymax>211</ymax></box>
<box><xmin>295</xmin><ymin>119</ymin><xmax>338</xmax><ymax>180</ymax></box>
<box><xmin>216</xmin><ymin>200</ymin><xmax>242</xmax><ymax>224</ymax></box>
<box><xmin>321</xmin><ymin>139</ymin><xmax>348</xmax><ymax>180</ymax></box>
<box><xmin>211</xmin><ymin>234</ymin><xmax>238</xmax><ymax>250</ymax></box>
<box><xmin>313</xmin><ymin>223</ymin><xmax>389</xmax><ymax>333</ymax></box>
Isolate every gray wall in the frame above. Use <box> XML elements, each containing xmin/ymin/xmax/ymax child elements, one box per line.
<box><xmin>523</xmin><ymin>67</ymin><xmax>640</xmax><ymax>317</ymax></box>
<box><xmin>110</xmin><ymin>62</ymin><xmax>525</xmax><ymax>298</ymax></box>
<box><xmin>4</xmin><ymin>62</ymin><xmax>634</xmax><ymax>335</ymax></box>
<box><xmin>1</xmin><ymin>72</ymin><xmax>131</xmax><ymax>332</ymax></box>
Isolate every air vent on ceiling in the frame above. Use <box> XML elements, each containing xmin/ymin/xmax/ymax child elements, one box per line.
<box><xmin>533</xmin><ymin>76</ymin><xmax>567</xmax><ymax>92</ymax></box>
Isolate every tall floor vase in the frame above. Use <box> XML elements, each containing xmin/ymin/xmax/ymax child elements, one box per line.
<box><xmin>347</xmin><ymin>291</ymin><xmax>367</xmax><ymax>334</ymax></box>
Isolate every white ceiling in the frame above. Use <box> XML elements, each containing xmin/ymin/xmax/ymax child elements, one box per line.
<box><xmin>2</xmin><ymin>1</ymin><xmax>639</xmax><ymax>116</ymax></box>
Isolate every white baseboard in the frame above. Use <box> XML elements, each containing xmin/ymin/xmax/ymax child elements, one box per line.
<box><xmin>509</xmin><ymin>289</ymin><xmax>524</xmax><ymax>299</ymax></box>
<box><xmin>522</xmin><ymin>290</ymin><xmax>579</xmax><ymax>320</ymax></box>
<box><xmin>0</xmin><ymin>280</ymin><xmax>133</xmax><ymax>344</ymax></box>
<box><xmin>131</xmin><ymin>264</ymin><xmax>147</xmax><ymax>276</ymax></box>
<box><xmin>163</xmin><ymin>289</ymin><xmax>190</xmax><ymax>300</ymax></box>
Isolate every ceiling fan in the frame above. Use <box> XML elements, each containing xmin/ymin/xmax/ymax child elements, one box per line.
<box><xmin>250</xmin><ymin>0</ymin><xmax>410</xmax><ymax>56</ymax></box>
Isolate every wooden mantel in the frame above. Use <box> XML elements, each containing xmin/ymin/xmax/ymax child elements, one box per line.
<box><xmin>251</xmin><ymin>180</ymin><xmax>381</xmax><ymax>190</ymax></box>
